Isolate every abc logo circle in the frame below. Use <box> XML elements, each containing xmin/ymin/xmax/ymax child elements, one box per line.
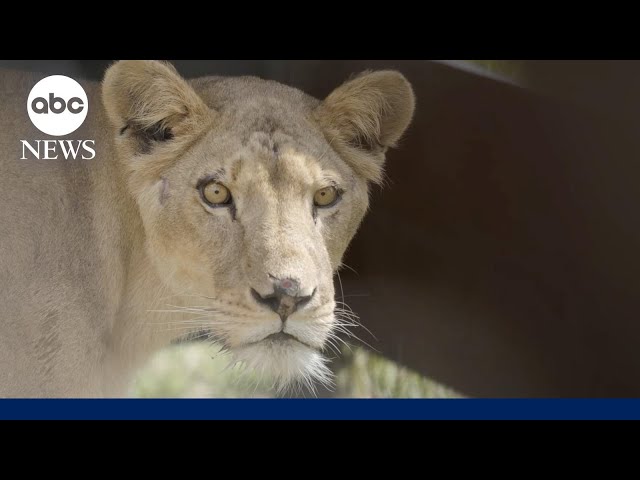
<box><xmin>27</xmin><ymin>75</ymin><xmax>88</xmax><ymax>136</ymax></box>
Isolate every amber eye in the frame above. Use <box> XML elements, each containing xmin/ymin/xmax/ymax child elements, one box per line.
<box><xmin>201</xmin><ymin>182</ymin><xmax>232</xmax><ymax>207</ymax></box>
<box><xmin>313</xmin><ymin>186</ymin><xmax>340</xmax><ymax>208</ymax></box>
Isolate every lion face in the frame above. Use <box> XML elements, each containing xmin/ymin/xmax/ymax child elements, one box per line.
<box><xmin>102</xmin><ymin>61</ymin><xmax>415</xmax><ymax>391</ymax></box>
<box><xmin>141</xmin><ymin>111</ymin><xmax>370</xmax><ymax>390</ymax></box>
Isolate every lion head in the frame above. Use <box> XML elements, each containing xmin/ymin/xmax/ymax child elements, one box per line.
<box><xmin>102</xmin><ymin>60</ymin><xmax>415</xmax><ymax>392</ymax></box>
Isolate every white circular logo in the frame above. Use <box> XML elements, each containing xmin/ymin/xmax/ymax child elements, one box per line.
<box><xmin>27</xmin><ymin>75</ymin><xmax>88</xmax><ymax>136</ymax></box>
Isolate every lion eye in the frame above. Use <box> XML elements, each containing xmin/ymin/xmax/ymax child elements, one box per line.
<box><xmin>313</xmin><ymin>186</ymin><xmax>339</xmax><ymax>208</ymax></box>
<box><xmin>201</xmin><ymin>182</ymin><xmax>232</xmax><ymax>206</ymax></box>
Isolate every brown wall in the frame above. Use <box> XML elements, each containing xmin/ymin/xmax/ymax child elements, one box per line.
<box><xmin>322</xmin><ymin>61</ymin><xmax>640</xmax><ymax>397</ymax></box>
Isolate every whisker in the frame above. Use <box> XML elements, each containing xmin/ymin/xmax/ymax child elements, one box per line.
<box><xmin>333</xmin><ymin>324</ymin><xmax>379</xmax><ymax>353</ymax></box>
<box><xmin>338</xmin><ymin>263</ymin><xmax>358</xmax><ymax>275</ymax></box>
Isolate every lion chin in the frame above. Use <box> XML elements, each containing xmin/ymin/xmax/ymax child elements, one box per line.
<box><xmin>230</xmin><ymin>337</ymin><xmax>333</xmax><ymax>395</ymax></box>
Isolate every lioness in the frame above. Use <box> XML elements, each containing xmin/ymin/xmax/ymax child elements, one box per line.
<box><xmin>0</xmin><ymin>61</ymin><xmax>415</xmax><ymax>397</ymax></box>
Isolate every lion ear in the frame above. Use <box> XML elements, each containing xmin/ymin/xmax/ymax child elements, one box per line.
<box><xmin>102</xmin><ymin>60</ymin><xmax>212</xmax><ymax>156</ymax></box>
<box><xmin>314</xmin><ymin>70</ymin><xmax>415</xmax><ymax>183</ymax></box>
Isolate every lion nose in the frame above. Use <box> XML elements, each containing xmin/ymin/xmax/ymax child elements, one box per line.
<box><xmin>251</xmin><ymin>277</ymin><xmax>316</xmax><ymax>322</ymax></box>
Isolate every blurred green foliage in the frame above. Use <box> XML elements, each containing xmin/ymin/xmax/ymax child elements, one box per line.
<box><xmin>132</xmin><ymin>342</ymin><xmax>461</xmax><ymax>398</ymax></box>
<box><xmin>336</xmin><ymin>348</ymin><xmax>461</xmax><ymax>398</ymax></box>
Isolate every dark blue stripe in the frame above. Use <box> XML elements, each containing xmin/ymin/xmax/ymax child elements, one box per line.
<box><xmin>1</xmin><ymin>399</ymin><xmax>640</xmax><ymax>420</ymax></box>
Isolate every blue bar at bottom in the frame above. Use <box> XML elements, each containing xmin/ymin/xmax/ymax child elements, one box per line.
<box><xmin>1</xmin><ymin>399</ymin><xmax>640</xmax><ymax>420</ymax></box>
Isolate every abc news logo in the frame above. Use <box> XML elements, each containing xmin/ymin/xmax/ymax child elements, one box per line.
<box><xmin>21</xmin><ymin>75</ymin><xmax>95</xmax><ymax>160</ymax></box>
<box><xmin>31</xmin><ymin>93</ymin><xmax>85</xmax><ymax>114</ymax></box>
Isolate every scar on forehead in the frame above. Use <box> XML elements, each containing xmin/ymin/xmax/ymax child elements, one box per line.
<box><xmin>258</xmin><ymin>117</ymin><xmax>279</xmax><ymax>135</ymax></box>
<box><xmin>231</xmin><ymin>159</ymin><xmax>244</xmax><ymax>181</ymax></box>
<box><xmin>159</xmin><ymin>177</ymin><xmax>170</xmax><ymax>205</ymax></box>
<box><xmin>254</xmin><ymin>134</ymin><xmax>280</xmax><ymax>158</ymax></box>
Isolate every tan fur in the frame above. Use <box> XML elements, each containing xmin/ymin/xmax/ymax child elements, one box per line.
<box><xmin>314</xmin><ymin>70</ymin><xmax>415</xmax><ymax>183</ymax></box>
<box><xmin>0</xmin><ymin>61</ymin><xmax>415</xmax><ymax>397</ymax></box>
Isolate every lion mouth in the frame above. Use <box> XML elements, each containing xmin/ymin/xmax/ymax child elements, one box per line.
<box><xmin>254</xmin><ymin>331</ymin><xmax>317</xmax><ymax>351</ymax></box>
<box><xmin>265</xmin><ymin>331</ymin><xmax>296</xmax><ymax>343</ymax></box>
